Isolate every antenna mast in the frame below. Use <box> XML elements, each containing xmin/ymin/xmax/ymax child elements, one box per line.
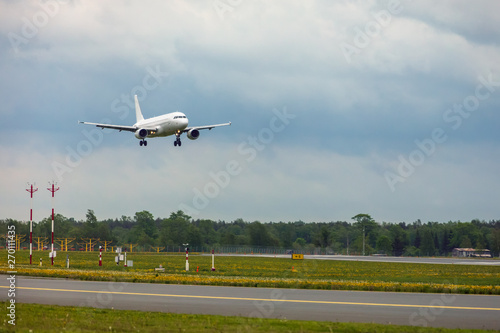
<box><xmin>26</xmin><ymin>182</ymin><xmax>38</xmax><ymax>265</ymax></box>
<box><xmin>47</xmin><ymin>181</ymin><xmax>60</xmax><ymax>265</ymax></box>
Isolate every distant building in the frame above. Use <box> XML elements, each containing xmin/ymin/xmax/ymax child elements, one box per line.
<box><xmin>452</xmin><ymin>248</ymin><xmax>492</xmax><ymax>258</ymax></box>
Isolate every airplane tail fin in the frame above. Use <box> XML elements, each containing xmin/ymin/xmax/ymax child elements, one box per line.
<box><xmin>134</xmin><ymin>95</ymin><xmax>145</xmax><ymax>123</ymax></box>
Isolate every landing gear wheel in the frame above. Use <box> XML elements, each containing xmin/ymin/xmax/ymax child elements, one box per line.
<box><xmin>140</xmin><ymin>141</ymin><xmax>143</xmax><ymax>146</ymax></box>
<box><xmin>174</xmin><ymin>135</ymin><xmax>182</xmax><ymax>147</ymax></box>
<box><xmin>144</xmin><ymin>140</ymin><xmax>147</xmax><ymax>146</ymax></box>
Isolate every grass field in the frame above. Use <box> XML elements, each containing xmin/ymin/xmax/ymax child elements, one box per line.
<box><xmin>1</xmin><ymin>302</ymin><xmax>498</xmax><ymax>333</ymax></box>
<box><xmin>1</xmin><ymin>250</ymin><xmax>499</xmax><ymax>294</ymax></box>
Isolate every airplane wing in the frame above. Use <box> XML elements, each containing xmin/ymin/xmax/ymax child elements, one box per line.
<box><xmin>78</xmin><ymin>121</ymin><xmax>138</xmax><ymax>132</ymax></box>
<box><xmin>183</xmin><ymin>122</ymin><xmax>231</xmax><ymax>132</ymax></box>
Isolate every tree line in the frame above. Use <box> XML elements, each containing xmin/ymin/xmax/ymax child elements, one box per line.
<box><xmin>1</xmin><ymin>211</ymin><xmax>500</xmax><ymax>257</ymax></box>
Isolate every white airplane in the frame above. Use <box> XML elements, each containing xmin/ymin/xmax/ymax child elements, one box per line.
<box><xmin>79</xmin><ymin>95</ymin><xmax>231</xmax><ymax>147</ymax></box>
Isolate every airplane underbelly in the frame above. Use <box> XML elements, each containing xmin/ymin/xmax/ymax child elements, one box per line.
<box><xmin>147</xmin><ymin>122</ymin><xmax>187</xmax><ymax>138</ymax></box>
<box><xmin>156</xmin><ymin>123</ymin><xmax>177</xmax><ymax>137</ymax></box>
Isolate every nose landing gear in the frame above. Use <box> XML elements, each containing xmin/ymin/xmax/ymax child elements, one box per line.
<box><xmin>139</xmin><ymin>140</ymin><xmax>147</xmax><ymax>146</ymax></box>
<box><xmin>174</xmin><ymin>133</ymin><xmax>182</xmax><ymax>147</ymax></box>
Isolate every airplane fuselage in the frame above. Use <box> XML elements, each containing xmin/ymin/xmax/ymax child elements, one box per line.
<box><xmin>135</xmin><ymin>112</ymin><xmax>188</xmax><ymax>137</ymax></box>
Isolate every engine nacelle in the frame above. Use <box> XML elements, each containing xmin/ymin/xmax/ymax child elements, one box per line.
<box><xmin>135</xmin><ymin>128</ymin><xmax>148</xmax><ymax>139</ymax></box>
<box><xmin>187</xmin><ymin>129</ymin><xmax>200</xmax><ymax>140</ymax></box>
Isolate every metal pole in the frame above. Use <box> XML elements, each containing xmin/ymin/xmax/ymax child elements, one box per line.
<box><xmin>347</xmin><ymin>233</ymin><xmax>349</xmax><ymax>255</ymax></box>
<box><xmin>47</xmin><ymin>181</ymin><xmax>59</xmax><ymax>265</ymax></box>
<box><xmin>26</xmin><ymin>183</ymin><xmax>38</xmax><ymax>265</ymax></box>
<box><xmin>99</xmin><ymin>246</ymin><xmax>102</xmax><ymax>266</ymax></box>
<box><xmin>363</xmin><ymin>226</ymin><xmax>365</xmax><ymax>256</ymax></box>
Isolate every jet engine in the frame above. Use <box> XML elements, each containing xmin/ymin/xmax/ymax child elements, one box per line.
<box><xmin>135</xmin><ymin>128</ymin><xmax>148</xmax><ymax>139</ymax></box>
<box><xmin>187</xmin><ymin>129</ymin><xmax>200</xmax><ymax>140</ymax></box>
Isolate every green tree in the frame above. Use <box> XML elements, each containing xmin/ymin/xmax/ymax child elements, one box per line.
<box><xmin>292</xmin><ymin>237</ymin><xmax>307</xmax><ymax>249</ymax></box>
<box><xmin>273</xmin><ymin>222</ymin><xmax>296</xmax><ymax>248</ymax></box>
<box><xmin>187</xmin><ymin>224</ymin><xmax>203</xmax><ymax>249</ymax></box>
<box><xmin>403</xmin><ymin>245</ymin><xmax>421</xmax><ymax>257</ymax></box>
<box><xmin>414</xmin><ymin>229</ymin><xmax>421</xmax><ymax>248</ymax></box>
<box><xmin>159</xmin><ymin>210</ymin><xmax>191</xmax><ymax>246</ymax></box>
<box><xmin>389</xmin><ymin>224</ymin><xmax>407</xmax><ymax>256</ymax></box>
<box><xmin>488</xmin><ymin>229</ymin><xmax>500</xmax><ymax>256</ymax></box>
<box><xmin>221</xmin><ymin>230</ymin><xmax>236</xmax><ymax>245</ymax></box>
<box><xmin>33</xmin><ymin>217</ymin><xmax>50</xmax><ymax>238</ymax></box>
<box><xmin>170</xmin><ymin>210</ymin><xmax>192</xmax><ymax>221</ymax></box>
<box><xmin>96</xmin><ymin>222</ymin><xmax>113</xmax><ymax>242</ymax></box>
<box><xmin>248</xmin><ymin>222</ymin><xmax>268</xmax><ymax>246</ymax></box>
<box><xmin>247</xmin><ymin>221</ymin><xmax>278</xmax><ymax>247</ymax></box>
<box><xmin>352</xmin><ymin>214</ymin><xmax>378</xmax><ymax>255</ymax></box>
<box><xmin>351</xmin><ymin>235</ymin><xmax>374</xmax><ymax>255</ymax></box>
<box><xmin>313</xmin><ymin>225</ymin><xmax>331</xmax><ymax>248</ymax></box>
<box><xmin>449</xmin><ymin>222</ymin><xmax>475</xmax><ymax>248</ymax></box>
<box><xmin>441</xmin><ymin>228</ymin><xmax>451</xmax><ymax>255</ymax></box>
<box><xmin>197</xmin><ymin>219</ymin><xmax>218</xmax><ymax>245</ymax></box>
<box><xmin>82</xmin><ymin>209</ymin><xmax>99</xmax><ymax>238</ymax></box>
<box><xmin>420</xmin><ymin>229</ymin><xmax>436</xmax><ymax>256</ymax></box>
<box><xmin>376</xmin><ymin>235</ymin><xmax>392</xmax><ymax>254</ymax></box>
<box><xmin>460</xmin><ymin>235</ymin><xmax>472</xmax><ymax>248</ymax></box>
<box><xmin>136</xmin><ymin>230</ymin><xmax>154</xmax><ymax>248</ymax></box>
<box><xmin>134</xmin><ymin>211</ymin><xmax>157</xmax><ymax>239</ymax></box>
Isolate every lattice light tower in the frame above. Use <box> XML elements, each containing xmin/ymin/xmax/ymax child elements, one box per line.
<box><xmin>47</xmin><ymin>181</ymin><xmax>60</xmax><ymax>265</ymax></box>
<box><xmin>26</xmin><ymin>182</ymin><xmax>38</xmax><ymax>265</ymax></box>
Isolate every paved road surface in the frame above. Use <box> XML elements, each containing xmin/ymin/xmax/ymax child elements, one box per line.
<box><xmin>205</xmin><ymin>254</ymin><xmax>500</xmax><ymax>266</ymax></box>
<box><xmin>1</xmin><ymin>276</ymin><xmax>499</xmax><ymax>330</ymax></box>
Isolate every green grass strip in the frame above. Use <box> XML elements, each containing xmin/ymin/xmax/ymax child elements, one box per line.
<box><xmin>1</xmin><ymin>302</ymin><xmax>497</xmax><ymax>333</ymax></box>
<box><xmin>2</xmin><ymin>251</ymin><xmax>499</xmax><ymax>294</ymax></box>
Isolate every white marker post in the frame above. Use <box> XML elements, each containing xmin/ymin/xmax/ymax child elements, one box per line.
<box><xmin>99</xmin><ymin>246</ymin><xmax>102</xmax><ymax>266</ymax></box>
<box><xmin>211</xmin><ymin>249</ymin><xmax>215</xmax><ymax>271</ymax></box>
<box><xmin>115</xmin><ymin>247</ymin><xmax>121</xmax><ymax>265</ymax></box>
<box><xmin>185</xmin><ymin>247</ymin><xmax>189</xmax><ymax>271</ymax></box>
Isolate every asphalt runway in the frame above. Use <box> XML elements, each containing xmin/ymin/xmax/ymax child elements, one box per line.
<box><xmin>1</xmin><ymin>276</ymin><xmax>499</xmax><ymax>330</ymax></box>
<box><xmin>206</xmin><ymin>254</ymin><xmax>500</xmax><ymax>266</ymax></box>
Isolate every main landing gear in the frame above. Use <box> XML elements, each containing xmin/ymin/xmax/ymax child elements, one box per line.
<box><xmin>139</xmin><ymin>140</ymin><xmax>147</xmax><ymax>146</ymax></box>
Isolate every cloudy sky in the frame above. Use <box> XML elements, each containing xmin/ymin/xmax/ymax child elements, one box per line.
<box><xmin>1</xmin><ymin>0</ymin><xmax>499</xmax><ymax>224</ymax></box>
